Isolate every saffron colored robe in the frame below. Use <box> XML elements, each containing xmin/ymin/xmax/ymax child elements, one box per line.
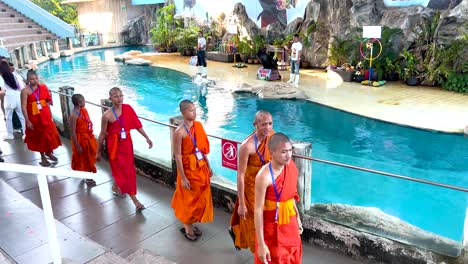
<box><xmin>106</xmin><ymin>104</ymin><xmax>142</xmax><ymax>195</ymax></box>
<box><xmin>231</xmin><ymin>133</ymin><xmax>273</xmax><ymax>252</ymax></box>
<box><xmin>171</xmin><ymin>121</ymin><xmax>213</xmax><ymax>224</ymax></box>
<box><xmin>24</xmin><ymin>84</ymin><xmax>62</xmax><ymax>152</ymax></box>
<box><xmin>71</xmin><ymin>107</ymin><xmax>97</xmax><ymax>173</ymax></box>
<box><xmin>255</xmin><ymin>160</ymin><xmax>302</xmax><ymax>264</ymax></box>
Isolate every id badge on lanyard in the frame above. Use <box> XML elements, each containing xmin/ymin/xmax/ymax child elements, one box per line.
<box><xmin>120</xmin><ymin>128</ymin><xmax>127</xmax><ymax>139</ymax></box>
<box><xmin>268</xmin><ymin>163</ymin><xmax>283</xmax><ymax>223</ymax></box>
<box><xmin>31</xmin><ymin>86</ymin><xmax>42</xmax><ymax>111</ymax></box>
<box><xmin>184</xmin><ymin>123</ymin><xmax>203</xmax><ymax>161</ymax></box>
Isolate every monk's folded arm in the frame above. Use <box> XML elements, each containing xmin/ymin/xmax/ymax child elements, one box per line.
<box><xmin>254</xmin><ymin>167</ymin><xmax>269</xmax><ymax>247</ymax></box>
<box><xmin>173</xmin><ymin>130</ymin><xmax>187</xmax><ymax>180</ymax></box>
<box><xmin>236</xmin><ymin>143</ymin><xmax>250</xmax><ymax>207</ymax></box>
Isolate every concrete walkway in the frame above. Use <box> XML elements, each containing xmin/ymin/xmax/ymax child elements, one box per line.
<box><xmin>0</xmin><ymin>118</ymin><xmax>364</xmax><ymax>263</ymax></box>
<box><xmin>138</xmin><ymin>52</ymin><xmax>468</xmax><ymax>133</ymax></box>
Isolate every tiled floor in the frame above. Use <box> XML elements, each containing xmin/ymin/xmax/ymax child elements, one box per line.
<box><xmin>0</xmin><ymin>118</ymin><xmax>364</xmax><ymax>263</ymax></box>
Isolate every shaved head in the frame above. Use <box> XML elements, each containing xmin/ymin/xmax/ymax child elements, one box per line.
<box><xmin>109</xmin><ymin>87</ymin><xmax>122</xmax><ymax>97</ymax></box>
<box><xmin>254</xmin><ymin>110</ymin><xmax>272</xmax><ymax>125</ymax></box>
<box><xmin>268</xmin><ymin>133</ymin><xmax>291</xmax><ymax>152</ymax></box>
<box><xmin>72</xmin><ymin>94</ymin><xmax>84</xmax><ymax>106</ymax></box>
<box><xmin>179</xmin><ymin>99</ymin><xmax>194</xmax><ymax>112</ymax></box>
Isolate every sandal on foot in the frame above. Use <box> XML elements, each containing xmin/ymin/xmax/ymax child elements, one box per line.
<box><xmin>228</xmin><ymin>228</ymin><xmax>241</xmax><ymax>250</ymax></box>
<box><xmin>85</xmin><ymin>179</ymin><xmax>97</xmax><ymax>186</ymax></box>
<box><xmin>180</xmin><ymin>228</ymin><xmax>198</xmax><ymax>242</ymax></box>
<box><xmin>39</xmin><ymin>160</ymin><xmax>51</xmax><ymax>167</ymax></box>
<box><xmin>135</xmin><ymin>204</ymin><xmax>145</xmax><ymax>212</ymax></box>
<box><xmin>45</xmin><ymin>153</ymin><xmax>58</xmax><ymax>161</ymax></box>
<box><xmin>112</xmin><ymin>190</ymin><xmax>126</xmax><ymax>198</ymax></box>
<box><xmin>193</xmin><ymin>226</ymin><xmax>202</xmax><ymax>237</ymax></box>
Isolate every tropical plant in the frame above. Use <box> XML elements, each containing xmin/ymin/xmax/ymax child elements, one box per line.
<box><xmin>175</xmin><ymin>23</ymin><xmax>200</xmax><ymax>55</ymax></box>
<box><xmin>150</xmin><ymin>4</ymin><xmax>178</xmax><ymax>52</ymax></box>
<box><xmin>442</xmin><ymin>73</ymin><xmax>468</xmax><ymax>93</ymax></box>
<box><xmin>302</xmin><ymin>21</ymin><xmax>319</xmax><ymax>48</ymax></box>
<box><xmin>399</xmin><ymin>49</ymin><xmax>419</xmax><ymax>81</ymax></box>
<box><xmin>328</xmin><ymin>36</ymin><xmax>355</xmax><ymax>66</ymax></box>
<box><xmin>31</xmin><ymin>0</ymin><xmax>78</xmax><ymax>25</ymax></box>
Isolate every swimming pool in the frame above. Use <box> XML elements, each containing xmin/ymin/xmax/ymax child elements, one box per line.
<box><xmin>37</xmin><ymin>47</ymin><xmax>468</xmax><ymax>252</ymax></box>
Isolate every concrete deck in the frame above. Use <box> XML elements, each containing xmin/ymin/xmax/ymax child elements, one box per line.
<box><xmin>137</xmin><ymin>52</ymin><xmax>468</xmax><ymax>133</ymax></box>
<box><xmin>0</xmin><ymin>117</ymin><xmax>364</xmax><ymax>263</ymax></box>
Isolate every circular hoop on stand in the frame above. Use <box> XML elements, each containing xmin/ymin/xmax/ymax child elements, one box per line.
<box><xmin>359</xmin><ymin>38</ymin><xmax>382</xmax><ymax>61</ymax></box>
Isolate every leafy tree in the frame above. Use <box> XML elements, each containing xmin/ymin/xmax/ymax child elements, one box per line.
<box><xmin>30</xmin><ymin>0</ymin><xmax>78</xmax><ymax>25</ymax></box>
<box><xmin>150</xmin><ymin>4</ymin><xmax>179</xmax><ymax>52</ymax></box>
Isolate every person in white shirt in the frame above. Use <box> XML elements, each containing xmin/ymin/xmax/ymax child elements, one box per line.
<box><xmin>287</xmin><ymin>34</ymin><xmax>302</xmax><ymax>85</ymax></box>
<box><xmin>197</xmin><ymin>31</ymin><xmax>207</xmax><ymax>78</ymax></box>
<box><xmin>0</xmin><ymin>60</ymin><xmax>25</xmax><ymax>140</ymax></box>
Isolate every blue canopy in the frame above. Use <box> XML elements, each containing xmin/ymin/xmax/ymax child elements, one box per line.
<box><xmin>131</xmin><ymin>0</ymin><xmax>164</xmax><ymax>5</ymax></box>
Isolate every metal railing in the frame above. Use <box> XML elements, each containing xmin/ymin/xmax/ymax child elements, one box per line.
<box><xmin>50</xmin><ymin>90</ymin><xmax>468</xmax><ymax>193</ymax></box>
<box><xmin>0</xmin><ymin>163</ymin><xmax>94</xmax><ymax>264</ymax></box>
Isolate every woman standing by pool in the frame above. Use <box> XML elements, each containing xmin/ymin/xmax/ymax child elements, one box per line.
<box><xmin>0</xmin><ymin>60</ymin><xmax>25</xmax><ymax>140</ymax></box>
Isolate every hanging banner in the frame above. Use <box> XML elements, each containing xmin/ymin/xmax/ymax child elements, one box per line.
<box><xmin>221</xmin><ymin>138</ymin><xmax>238</xmax><ymax>170</ymax></box>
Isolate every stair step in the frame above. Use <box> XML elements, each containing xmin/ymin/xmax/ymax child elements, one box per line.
<box><xmin>0</xmin><ymin>17</ymin><xmax>33</xmax><ymax>24</ymax></box>
<box><xmin>2</xmin><ymin>34</ymin><xmax>56</xmax><ymax>48</ymax></box>
<box><xmin>0</xmin><ymin>28</ymin><xmax>45</xmax><ymax>37</ymax></box>
<box><xmin>0</xmin><ymin>23</ymin><xmax>38</xmax><ymax>30</ymax></box>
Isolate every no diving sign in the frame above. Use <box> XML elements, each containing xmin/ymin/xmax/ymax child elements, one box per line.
<box><xmin>221</xmin><ymin>139</ymin><xmax>238</xmax><ymax>170</ymax></box>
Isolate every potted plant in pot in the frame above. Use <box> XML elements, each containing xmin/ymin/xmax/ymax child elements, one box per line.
<box><xmin>383</xmin><ymin>57</ymin><xmax>400</xmax><ymax>81</ymax></box>
<box><xmin>400</xmin><ymin>50</ymin><xmax>420</xmax><ymax>86</ymax></box>
<box><xmin>175</xmin><ymin>24</ymin><xmax>199</xmax><ymax>56</ymax></box>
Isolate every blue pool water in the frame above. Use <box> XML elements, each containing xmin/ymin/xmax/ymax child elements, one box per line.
<box><xmin>37</xmin><ymin>47</ymin><xmax>468</xmax><ymax>243</ymax></box>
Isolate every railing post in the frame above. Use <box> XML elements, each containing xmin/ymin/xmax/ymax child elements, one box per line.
<box><xmin>169</xmin><ymin>116</ymin><xmax>183</xmax><ymax>186</ymax></box>
<box><xmin>98</xmin><ymin>33</ymin><xmax>104</xmax><ymax>46</ymax></box>
<box><xmin>30</xmin><ymin>43</ymin><xmax>38</xmax><ymax>60</ymax></box>
<box><xmin>58</xmin><ymin>86</ymin><xmax>74</xmax><ymax>139</ymax></box>
<box><xmin>66</xmin><ymin>37</ymin><xmax>73</xmax><ymax>50</ymax></box>
<box><xmin>41</xmin><ymin>41</ymin><xmax>49</xmax><ymax>57</ymax></box>
<box><xmin>53</xmin><ymin>39</ymin><xmax>60</xmax><ymax>53</ymax></box>
<box><xmin>80</xmin><ymin>35</ymin><xmax>86</xmax><ymax>48</ymax></box>
<box><xmin>37</xmin><ymin>173</ymin><xmax>62</xmax><ymax>264</ymax></box>
<box><xmin>292</xmin><ymin>141</ymin><xmax>312</xmax><ymax>214</ymax></box>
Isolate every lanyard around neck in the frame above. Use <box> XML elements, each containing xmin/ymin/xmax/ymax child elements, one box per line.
<box><xmin>183</xmin><ymin>123</ymin><xmax>198</xmax><ymax>149</ymax></box>
<box><xmin>75</xmin><ymin>109</ymin><xmax>90</xmax><ymax>123</ymax></box>
<box><xmin>111</xmin><ymin>107</ymin><xmax>124</xmax><ymax>129</ymax></box>
<box><xmin>268</xmin><ymin>163</ymin><xmax>283</xmax><ymax>203</ymax></box>
<box><xmin>254</xmin><ymin>134</ymin><xmax>265</xmax><ymax>165</ymax></box>
<box><xmin>29</xmin><ymin>85</ymin><xmax>40</xmax><ymax>101</ymax></box>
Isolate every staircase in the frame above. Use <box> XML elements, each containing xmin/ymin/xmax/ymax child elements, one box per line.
<box><xmin>0</xmin><ymin>0</ymin><xmax>75</xmax><ymax>56</ymax></box>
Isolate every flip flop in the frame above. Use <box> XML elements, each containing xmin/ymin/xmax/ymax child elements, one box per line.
<box><xmin>135</xmin><ymin>204</ymin><xmax>145</xmax><ymax>212</ymax></box>
<box><xmin>180</xmin><ymin>228</ymin><xmax>198</xmax><ymax>242</ymax></box>
<box><xmin>39</xmin><ymin>160</ymin><xmax>51</xmax><ymax>167</ymax></box>
<box><xmin>193</xmin><ymin>226</ymin><xmax>202</xmax><ymax>237</ymax></box>
<box><xmin>228</xmin><ymin>228</ymin><xmax>241</xmax><ymax>251</ymax></box>
<box><xmin>85</xmin><ymin>179</ymin><xmax>97</xmax><ymax>186</ymax></box>
<box><xmin>112</xmin><ymin>191</ymin><xmax>126</xmax><ymax>198</ymax></box>
<box><xmin>45</xmin><ymin>153</ymin><xmax>58</xmax><ymax>161</ymax></box>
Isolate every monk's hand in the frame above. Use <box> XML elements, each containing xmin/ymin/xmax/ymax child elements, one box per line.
<box><xmin>146</xmin><ymin>137</ymin><xmax>153</xmax><ymax>149</ymax></box>
<box><xmin>77</xmin><ymin>144</ymin><xmax>83</xmax><ymax>154</ymax></box>
<box><xmin>181</xmin><ymin>177</ymin><xmax>191</xmax><ymax>190</ymax></box>
<box><xmin>297</xmin><ymin>216</ymin><xmax>303</xmax><ymax>234</ymax></box>
<box><xmin>26</xmin><ymin>120</ymin><xmax>34</xmax><ymax>130</ymax></box>
<box><xmin>258</xmin><ymin>243</ymin><xmax>271</xmax><ymax>263</ymax></box>
<box><xmin>237</xmin><ymin>203</ymin><xmax>248</xmax><ymax>220</ymax></box>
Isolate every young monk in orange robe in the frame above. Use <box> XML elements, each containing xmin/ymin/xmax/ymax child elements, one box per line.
<box><xmin>21</xmin><ymin>70</ymin><xmax>61</xmax><ymax>166</ymax></box>
<box><xmin>96</xmin><ymin>87</ymin><xmax>153</xmax><ymax>211</ymax></box>
<box><xmin>230</xmin><ymin>110</ymin><xmax>274</xmax><ymax>252</ymax></box>
<box><xmin>69</xmin><ymin>94</ymin><xmax>97</xmax><ymax>186</ymax></box>
<box><xmin>254</xmin><ymin>133</ymin><xmax>303</xmax><ymax>264</ymax></box>
<box><xmin>171</xmin><ymin>99</ymin><xmax>213</xmax><ymax>241</ymax></box>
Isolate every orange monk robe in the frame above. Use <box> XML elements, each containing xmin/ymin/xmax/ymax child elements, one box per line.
<box><xmin>24</xmin><ymin>84</ymin><xmax>62</xmax><ymax>152</ymax></box>
<box><xmin>71</xmin><ymin>107</ymin><xmax>97</xmax><ymax>173</ymax></box>
<box><xmin>171</xmin><ymin>121</ymin><xmax>213</xmax><ymax>224</ymax></box>
<box><xmin>255</xmin><ymin>160</ymin><xmax>302</xmax><ymax>264</ymax></box>
<box><xmin>105</xmin><ymin>104</ymin><xmax>142</xmax><ymax>195</ymax></box>
<box><xmin>231</xmin><ymin>133</ymin><xmax>273</xmax><ymax>252</ymax></box>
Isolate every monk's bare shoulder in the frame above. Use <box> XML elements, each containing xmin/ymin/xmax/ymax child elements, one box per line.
<box><xmin>102</xmin><ymin>109</ymin><xmax>113</xmax><ymax>122</ymax></box>
<box><xmin>240</xmin><ymin>134</ymin><xmax>255</xmax><ymax>155</ymax></box>
<box><xmin>256</xmin><ymin>164</ymin><xmax>272</xmax><ymax>187</ymax></box>
<box><xmin>174</xmin><ymin>125</ymin><xmax>187</xmax><ymax>139</ymax></box>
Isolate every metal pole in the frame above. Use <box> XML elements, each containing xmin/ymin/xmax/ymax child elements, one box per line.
<box><xmin>37</xmin><ymin>174</ymin><xmax>62</xmax><ymax>264</ymax></box>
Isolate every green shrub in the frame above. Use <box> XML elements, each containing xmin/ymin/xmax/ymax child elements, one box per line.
<box><xmin>442</xmin><ymin>73</ymin><xmax>468</xmax><ymax>93</ymax></box>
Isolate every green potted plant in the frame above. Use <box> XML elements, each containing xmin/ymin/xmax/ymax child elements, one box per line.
<box><xmin>383</xmin><ymin>57</ymin><xmax>400</xmax><ymax>81</ymax></box>
<box><xmin>175</xmin><ymin>24</ymin><xmax>199</xmax><ymax>56</ymax></box>
<box><xmin>150</xmin><ymin>4</ymin><xmax>178</xmax><ymax>52</ymax></box>
<box><xmin>400</xmin><ymin>50</ymin><xmax>420</xmax><ymax>86</ymax></box>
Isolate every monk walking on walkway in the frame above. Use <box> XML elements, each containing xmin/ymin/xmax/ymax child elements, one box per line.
<box><xmin>171</xmin><ymin>100</ymin><xmax>213</xmax><ymax>241</ymax></box>
<box><xmin>230</xmin><ymin>110</ymin><xmax>274</xmax><ymax>252</ymax></box>
<box><xmin>21</xmin><ymin>70</ymin><xmax>61</xmax><ymax>166</ymax></box>
<box><xmin>69</xmin><ymin>94</ymin><xmax>97</xmax><ymax>186</ymax></box>
<box><xmin>96</xmin><ymin>87</ymin><xmax>153</xmax><ymax>211</ymax></box>
<box><xmin>254</xmin><ymin>133</ymin><xmax>303</xmax><ymax>264</ymax></box>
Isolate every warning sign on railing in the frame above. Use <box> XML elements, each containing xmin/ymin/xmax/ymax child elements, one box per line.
<box><xmin>221</xmin><ymin>138</ymin><xmax>238</xmax><ymax>170</ymax></box>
